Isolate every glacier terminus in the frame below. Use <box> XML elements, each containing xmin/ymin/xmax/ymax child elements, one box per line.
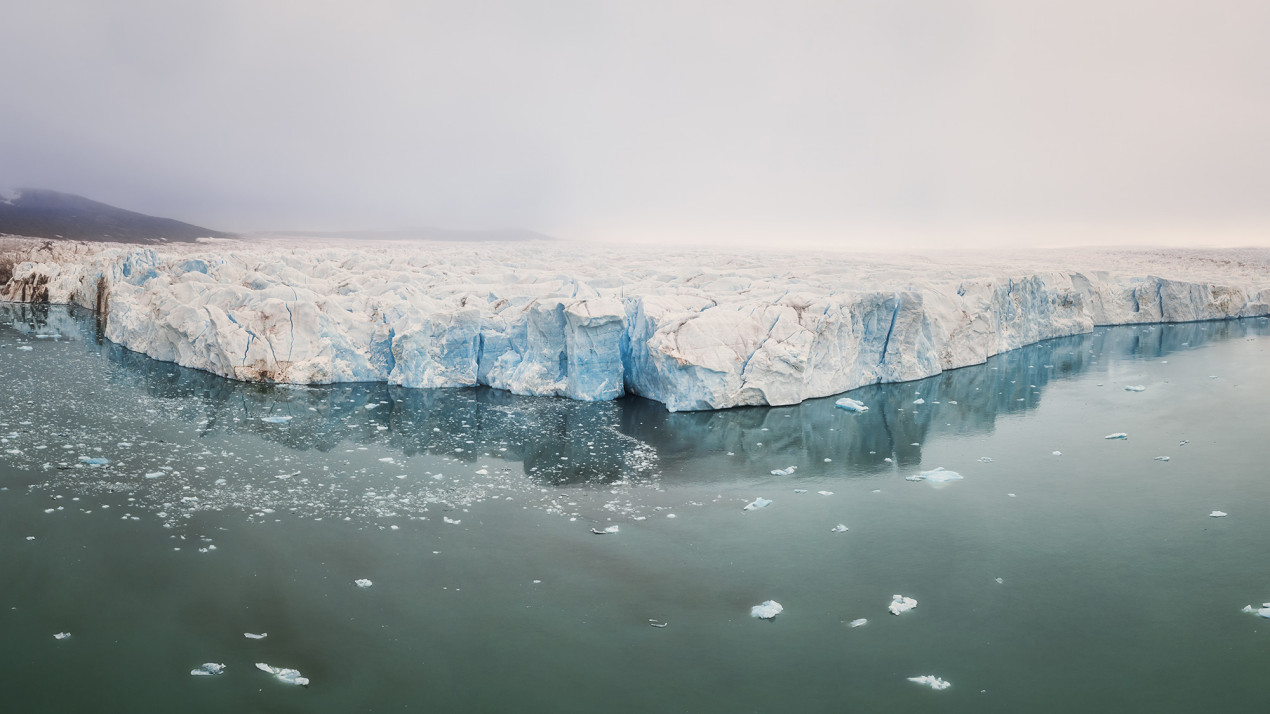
<box><xmin>1</xmin><ymin>238</ymin><xmax>1266</xmax><ymax>411</ymax></box>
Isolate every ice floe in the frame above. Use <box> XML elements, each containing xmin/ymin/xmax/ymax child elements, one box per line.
<box><xmin>834</xmin><ymin>398</ymin><xmax>868</xmax><ymax>413</ymax></box>
<box><xmin>769</xmin><ymin>466</ymin><xmax>796</xmax><ymax>476</ymax></box>
<box><xmin>1209</xmin><ymin>511</ymin><xmax>1228</xmax><ymax>518</ymax></box>
<box><xmin>888</xmin><ymin>595</ymin><xmax>918</xmax><ymax>615</ymax></box>
<box><xmin>751</xmin><ymin>600</ymin><xmax>783</xmax><ymax>620</ymax></box>
<box><xmin>1241</xmin><ymin>603</ymin><xmax>1270</xmax><ymax>618</ymax></box>
<box><xmin>830</xmin><ymin>524</ymin><xmax>848</xmax><ymax>533</ymax></box>
<box><xmin>243</xmin><ymin>632</ymin><xmax>267</xmax><ymax>639</ymax></box>
<box><xmin>354</xmin><ymin>578</ymin><xmax>373</xmax><ymax>588</ymax></box>
<box><xmin>1124</xmin><ymin>385</ymin><xmax>1146</xmax><ymax>392</ymax></box>
<box><xmin>190</xmin><ymin>663</ymin><xmax>226</xmax><ymax>676</ymax></box>
<box><xmin>848</xmin><ymin>618</ymin><xmax>867</xmax><ymax>628</ymax></box>
<box><xmin>905</xmin><ymin>467</ymin><xmax>962</xmax><ymax>483</ymax></box>
<box><xmin>908</xmin><ymin>675</ymin><xmax>950</xmax><ymax>690</ymax></box>
<box><xmin>53</xmin><ymin>632</ymin><xmax>71</xmax><ymax>640</ymax></box>
<box><xmin>256</xmin><ymin>662</ymin><xmax>309</xmax><ymax>686</ymax></box>
<box><xmin>590</xmin><ymin>525</ymin><xmax>620</xmax><ymax>534</ymax></box>
<box><xmin>743</xmin><ymin>497</ymin><xmax>772</xmax><ymax>511</ymax></box>
<box><xmin>1104</xmin><ymin>433</ymin><xmax>1128</xmax><ymax>440</ymax></box>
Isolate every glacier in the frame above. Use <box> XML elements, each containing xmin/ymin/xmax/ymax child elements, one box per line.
<box><xmin>1</xmin><ymin>237</ymin><xmax>1267</xmax><ymax>411</ymax></box>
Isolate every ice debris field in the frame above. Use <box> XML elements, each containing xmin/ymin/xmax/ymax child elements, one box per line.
<box><xmin>2</xmin><ymin>238</ymin><xmax>1267</xmax><ymax>411</ymax></box>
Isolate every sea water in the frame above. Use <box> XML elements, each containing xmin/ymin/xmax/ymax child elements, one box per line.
<box><xmin>2</xmin><ymin>303</ymin><xmax>1268</xmax><ymax>712</ymax></box>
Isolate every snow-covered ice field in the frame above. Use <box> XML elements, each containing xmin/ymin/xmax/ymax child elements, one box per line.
<box><xmin>2</xmin><ymin>237</ymin><xmax>1267</xmax><ymax>410</ymax></box>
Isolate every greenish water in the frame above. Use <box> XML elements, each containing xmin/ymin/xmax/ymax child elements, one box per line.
<box><xmin>2</xmin><ymin>303</ymin><xmax>1269</xmax><ymax>713</ymax></box>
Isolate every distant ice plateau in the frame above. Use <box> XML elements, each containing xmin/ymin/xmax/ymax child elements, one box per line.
<box><xmin>1</xmin><ymin>238</ymin><xmax>1267</xmax><ymax>411</ymax></box>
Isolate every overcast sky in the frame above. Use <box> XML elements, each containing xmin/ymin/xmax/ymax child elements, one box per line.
<box><xmin>2</xmin><ymin>0</ymin><xmax>1268</xmax><ymax>248</ymax></box>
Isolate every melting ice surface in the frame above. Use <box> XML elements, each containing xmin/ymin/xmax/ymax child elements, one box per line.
<box><xmin>751</xmin><ymin>600</ymin><xmax>784</xmax><ymax>619</ymax></box>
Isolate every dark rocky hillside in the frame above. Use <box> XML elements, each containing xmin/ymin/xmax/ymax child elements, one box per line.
<box><xmin>0</xmin><ymin>189</ymin><xmax>233</xmax><ymax>244</ymax></box>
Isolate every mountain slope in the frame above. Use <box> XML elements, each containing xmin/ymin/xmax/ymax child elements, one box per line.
<box><xmin>0</xmin><ymin>189</ymin><xmax>233</xmax><ymax>244</ymax></box>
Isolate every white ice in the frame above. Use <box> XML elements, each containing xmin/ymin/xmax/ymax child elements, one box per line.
<box><xmin>908</xmin><ymin>675</ymin><xmax>951</xmax><ymax>690</ymax></box>
<box><xmin>906</xmin><ymin>467</ymin><xmax>962</xmax><ymax>483</ymax></box>
<box><xmin>5</xmin><ymin>239</ymin><xmax>1268</xmax><ymax>411</ymax></box>
<box><xmin>743</xmin><ymin>497</ymin><xmax>773</xmax><ymax>511</ymax></box>
<box><xmin>888</xmin><ymin>595</ymin><xmax>918</xmax><ymax>615</ymax></box>
<box><xmin>834</xmin><ymin>397</ymin><xmax>868</xmax><ymax>412</ymax></box>
<box><xmin>1104</xmin><ymin>433</ymin><xmax>1128</xmax><ymax>440</ymax></box>
<box><xmin>751</xmin><ymin>600</ymin><xmax>783</xmax><ymax>619</ymax></box>
<box><xmin>355</xmin><ymin>578</ymin><xmax>373</xmax><ymax>588</ymax></box>
<box><xmin>190</xmin><ymin>663</ymin><xmax>226</xmax><ymax>676</ymax></box>
<box><xmin>256</xmin><ymin>662</ymin><xmax>309</xmax><ymax>686</ymax></box>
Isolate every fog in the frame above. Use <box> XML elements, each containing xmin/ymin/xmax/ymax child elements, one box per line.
<box><xmin>2</xmin><ymin>0</ymin><xmax>1268</xmax><ymax>249</ymax></box>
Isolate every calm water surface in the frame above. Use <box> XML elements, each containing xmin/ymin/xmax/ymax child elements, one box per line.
<box><xmin>2</xmin><ymin>303</ymin><xmax>1269</xmax><ymax>713</ymax></box>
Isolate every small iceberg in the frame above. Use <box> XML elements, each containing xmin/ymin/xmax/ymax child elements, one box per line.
<box><xmin>256</xmin><ymin>663</ymin><xmax>309</xmax><ymax>686</ymax></box>
<box><xmin>78</xmin><ymin>457</ymin><xmax>109</xmax><ymax>466</ymax></box>
<box><xmin>848</xmin><ymin>618</ymin><xmax>868</xmax><ymax>628</ymax></box>
<box><xmin>1241</xmin><ymin>603</ymin><xmax>1270</xmax><ymax>618</ymax></box>
<box><xmin>817</xmin><ymin>490</ymin><xmax>834</xmax><ymax>496</ymax></box>
<box><xmin>354</xmin><ymin>578</ymin><xmax>373</xmax><ymax>588</ymax></box>
<box><xmin>912</xmin><ymin>398</ymin><xmax>926</xmax><ymax>405</ymax></box>
<box><xmin>1209</xmin><ymin>511</ymin><xmax>1228</xmax><ymax>518</ymax></box>
<box><xmin>190</xmin><ymin>663</ymin><xmax>226</xmax><ymax>676</ymax></box>
<box><xmin>1124</xmin><ymin>385</ymin><xmax>1147</xmax><ymax>392</ymax></box>
<box><xmin>243</xmin><ymin>632</ymin><xmax>267</xmax><ymax>639</ymax></box>
<box><xmin>834</xmin><ymin>398</ymin><xmax>868</xmax><ymax>413</ymax></box>
<box><xmin>743</xmin><ymin>497</ymin><xmax>773</xmax><ymax>511</ymax></box>
<box><xmin>590</xmin><ymin>525</ymin><xmax>620</xmax><ymax>534</ymax></box>
<box><xmin>905</xmin><ymin>467</ymin><xmax>962</xmax><ymax>483</ymax></box>
<box><xmin>908</xmin><ymin>675</ymin><xmax>951</xmax><ymax>690</ymax></box>
<box><xmin>648</xmin><ymin>619</ymin><xmax>669</xmax><ymax>628</ymax></box>
<box><xmin>1154</xmin><ymin>456</ymin><xmax>1170</xmax><ymax>462</ymax></box>
<box><xmin>53</xmin><ymin>632</ymin><xmax>71</xmax><ymax>640</ymax></box>
<box><xmin>260</xmin><ymin>416</ymin><xmax>292</xmax><ymax>424</ymax></box>
<box><xmin>1104</xmin><ymin>433</ymin><xmax>1128</xmax><ymax>440</ymax></box>
<box><xmin>830</xmin><ymin>524</ymin><xmax>848</xmax><ymax>533</ymax></box>
<box><xmin>443</xmin><ymin>516</ymin><xmax>461</xmax><ymax>525</ymax></box>
<box><xmin>770</xmin><ymin>466</ymin><xmax>797</xmax><ymax>476</ymax></box>
<box><xmin>751</xmin><ymin>600</ymin><xmax>783</xmax><ymax>620</ymax></box>
<box><xmin>888</xmin><ymin>594</ymin><xmax>917</xmax><ymax>615</ymax></box>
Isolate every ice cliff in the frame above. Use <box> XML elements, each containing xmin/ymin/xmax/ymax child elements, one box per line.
<box><xmin>2</xmin><ymin>238</ymin><xmax>1267</xmax><ymax>411</ymax></box>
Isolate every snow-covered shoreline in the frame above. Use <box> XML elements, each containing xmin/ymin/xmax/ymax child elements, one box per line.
<box><xmin>2</xmin><ymin>237</ymin><xmax>1267</xmax><ymax>411</ymax></box>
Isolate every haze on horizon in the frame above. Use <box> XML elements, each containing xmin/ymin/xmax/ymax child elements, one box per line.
<box><xmin>2</xmin><ymin>0</ymin><xmax>1268</xmax><ymax>251</ymax></box>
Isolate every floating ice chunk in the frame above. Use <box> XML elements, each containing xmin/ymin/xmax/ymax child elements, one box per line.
<box><xmin>648</xmin><ymin>619</ymin><xmax>669</xmax><ymax>628</ymax></box>
<box><xmin>817</xmin><ymin>490</ymin><xmax>834</xmax><ymax>496</ymax></box>
<box><xmin>888</xmin><ymin>595</ymin><xmax>917</xmax><ymax>615</ymax></box>
<box><xmin>364</xmin><ymin>403</ymin><xmax>378</xmax><ymax>410</ymax></box>
<box><xmin>995</xmin><ymin>577</ymin><xmax>1005</xmax><ymax>584</ymax></box>
<box><xmin>1124</xmin><ymin>385</ymin><xmax>1146</xmax><ymax>392</ymax></box>
<box><xmin>834</xmin><ymin>398</ymin><xmax>869</xmax><ymax>413</ymax></box>
<box><xmin>831</xmin><ymin>524</ymin><xmax>848</xmax><ymax>533</ymax></box>
<box><xmin>190</xmin><ymin>663</ymin><xmax>226</xmax><ymax>676</ymax></box>
<box><xmin>377</xmin><ymin>457</ymin><xmax>394</xmax><ymax>463</ymax></box>
<box><xmin>912</xmin><ymin>398</ymin><xmax>925</xmax><ymax>405</ymax></box>
<box><xmin>1052</xmin><ymin>451</ymin><xmax>1062</xmax><ymax>456</ymax></box>
<box><xmin>908</xmin><ymin>675</ymin><xmax>950</xmax><ymax>690</ymax></box>
<box><xmin>906</xmin><ymin>467</ymin><xmax>962</xmax><ymax>483</ymax></box>
<box><xmin>78</xmin><ymin>456</ymin><xmax>109</xmax><ymax>466</ymax></box>
<box><xmin>17</xmin><ymin>345</ymin><xmax>32</xmax><ymax>351</ymax></box>
<box><xmin>1179</xmin><ymin>440</ymin><xmax>1189</xmax><ymax>446</ymax></box>
<box><xmin>1104</xmin><ymin>433</ymin><xmax>1128</xmax><ymax>440</ymax></box>
<box><xmin>260</xmin><ymin>416</ymin><xmax>292</xmax><ymax>424</ymax></box>
<box><xmin>255</xmin><ymin>663</ymin><xmax>309</xmax><ymax>686</ymax></box>
<box><xmin>743</xmin><ymin>497</ymin><xmax>773</xmax><ymax>511</ymax></box>
<box><xmin>354</xmin><ymin>578</ymin><xmax>373</xmax><ymax>588</ymax></box>
<box><xmin>1242</xmin><ymin>604</ymin><xmax>1270</xmax><ymax>618</ymax></box>
<box><xmin>979</xmin><ymin>456</ymin><xmax>994</xmax><ymax>463</ymax></box>
<box><xmin>443</xmin><ymin>516</ymin><xmax>461</xmax><ymax>524</ymax></box>
<box><xmin>751</xmin><ymin>600</ymin><xmax>783</xmax><ymax>620</ymax></box>
<box><xmin>53</xmin><ymin>632</ymin><xmax>71</xmax><ymax>640</ymax></box>
<box><xmin>770</xmin><ymin>466</ymin><xmax>797</xmax><ymax>476</ymax></box>
<box><xmin>1154</xmin><ymin>456</ymin><xmax>1170</xmax><ymax>462</ymax></box>
<box><xmin>848</xmin><ymin>618</ymin><xmax>867</xmax><ymax>628</ymax></box>
<box><xmin>793</xmin><ymin>489</ymin><xmax>808</xmax><ymax>494</ymax></box>
<box><xmin>590</xmin><ymin>525</ymin><xmax>620</xmax><ymax>534</ymax></box>
<box><xmin>1209</xmin><ymin>511</ymin><xmax>1227</xmax><ymax>518</ymax></box>
<box><xmin>144</xmin><ymin>472</ymin><xmax>164</xmax><ymax>479</ymax></box>
<box><xmin>243</xmin><ymin>632</ymin><xmax>267</xmax><ymax>639</ymax></box>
